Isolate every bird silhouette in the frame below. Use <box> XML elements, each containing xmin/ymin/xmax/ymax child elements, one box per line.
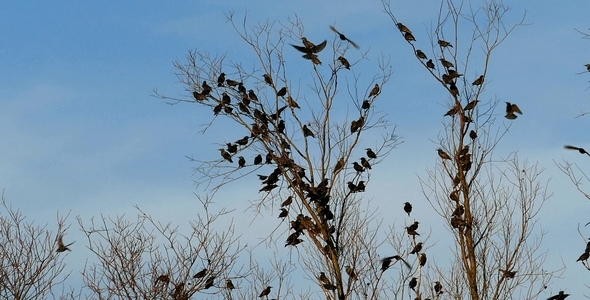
<box><xmin>419</xmin><ymin>253</ymin><xmax>427</xmax><ymax>266</ymax></box>
<box><xmin>362</xmin><ymin>99</ymin><xmax>371</xmax><ymax>109</ymax></box>
<box><xmin>219</xmin><ymin>149</ymin><xmax>233</xmax><ymax>163</ymax></box>
<box><xmin>438</xmin><ymin>149</ymin><xmax>451</xmax><ymax>160</ymax></box>
<box><xmin>505</xmin><ymin>102</ymin><xmax>522</xmax><ymax>120</ymax></box>
<box><xmin>404</xmin><ymin>32</ymin><xmax>416</xmax><ymax>42</ymax></box>
<box><xmin>440</xmin><ymin>58</ymin><xmax>454</xmax><ymax>68</ymax></box>
<box><xmin>577</xmin><ymin>251</ymin><xmax>589</xmax><ymax>262</ymax></box>
<box><xmin>564</xmin><ymin>145</ymin><xmax>590</xmax><ymax>156</ymax></box>
<box><xmin>338</xmin><ymin>56</ymin><xmax>351</xmax><ymax>69</ymax></box>
<box><xmin>254</xmin><ymin>154</ymin><xmax>263</xmax><ymax>165</ymax></box>
<box><xmin>352</xmin><ymin>162</ymin><xmax>364</xmax><ymax>173</ymax></box>
<box><xmin>472</xmin><ymin>75</ymin><xmax>485</xmax><ymax>86</ymax></box>
<box><xmin>426</xmin><ymin>59</ymin><xmax>435</xmax><ymax>69</ymax></box>
<box><xmin>547</xmin><ymin>291</ymin><xmax>569</xmax><ymax>300</ymax></box>
<box><xmin>409</xmin><ymin>277</ymin><xmax>418</xmax><ymax>290</ymax></box>
<box><xmin>499</xmin><ymin>269</ymin><xmax>517</xmax><ymax>278</ymax></box>
<box><xmin>463</xmin><ymin>100</ymin><xmax>479</xmax><ymax>111</ymax></box>
<box><xmin>366</xmin><ymin>148</ymin><xmax>377</xmax><ymax>159</ymax></box>
<box><xmin>238</xmin><ymin>156</ymin><xmax>246</xmax><ymax>168</ymax></box>
<box><xmin>277</xmin><ymin>87</ymin><xmax>287</xmax><ymax>97</ymax></box>
<box><xmin>438</xmin><ymin>40</ymin><xmax>453</xmax><ymax>47</ymax></box>
<box><xmin>416</xmin><ymin>49</ymin><xmax>427</xmax><ymax>59</ymax></box>
<box><xmin>202</xmin><ymin>81</ymin><xmax>212</xmax><ymax>94</ymax></box>
<box><xmin>333</xmin><ymin>158</ymin><xmax>345</xmax><ymax>174</ymax></box>
<box><xmin>56</xmin><ymin>235</ymin><xmax>74</xmax><ymax>252</ymax></box>
<box><xmin>303</xmin><ymin>125</ymin><xmax>315</xmax><ymax>138</ymax></box>
<box><xmin>330</xmin><ymin>26</ymin><xmax>360</xmax><ymax>49</ymax></box>
<box><xmin>157</xmin><ymin>274</ymin><xmax>170</xmax><ymax>283</ymax></box>
<box><xmin>345</xmin><ymin>265</ymin><xmax>358</xmax><ymax>280</ymax></box>
<box><xmin>281</xmin><ymin>196</ymin><xmax>293</xmax><ymax>207</ymax></box>
<box><xmin>318</xmin><ymin>272</ymin><xmax>330</xmax><ymax>284</ymax></box>
<box><xmin>381</xmin><ymin>255</ymin><xmax>411</xmax><ymax>271</ymax></box>
<box><xmin>404</xmin><ymin>202</ymin><xmax>412</xmax><ymax>216</ymax></box>
<box><xmin>204</xmin><ymin>276</ymin><xmax>215</xmax><ymax>289</ymax></box>
<box><xmin>217</xmin><ymin>73</ymin><xmax>226</xmax><ymax>87</ymax></box>
<box><xmin>434</xmin><ymin>281</ymin><xmax>443</xmax><ymax>295</ymax></box>
<box><xmin>278</xmin><ymin>208</ymin><xmax>288</xmax><ymax>218</ymax></box>
<box><xmin>193</xmin><ymin>268</ymin><xmax>207</xmax><ymax>279</ymax></box>
<box><xmin>226</xmin><ymin>279</ymin><xmax>235</xmax><ymax>289</ymax></box>
<box><xmin>469</xmin><ymin>130</ymin><xmax>477</xmax><ymax>140</ymax></box>
<box><xmin>396</xmin><ymin>23</ymin><xmax>412</xmax><ymax>34</ymax></box>
<box><xmin>410</xmin><ymin>242</ymin><xmax>423</xmax><ymax>254</ymax></box>
<box><xmin>292</xmin><ymin>38</ymin><xmax>327</xmax><ymax>54</ymax></box>
<box><xmin>193</xmin><ymin>91</ymin><xmax>206</xmax><ymax>101</ymax></box>
<box><xmin>235</xmin><ymin>136</ymin><xmax>249</xmax><ymax>146</ymax></box>
<box><xmin>287</xmin><ymin>96</ymin><xmax>300</xmax><ymax>109</ymax></box>
<box><xmin>263</xmin><ymin>74</ymin><xmax>273</xmax><ymax>86</ymax></box>
<box><xmin>226</xmin><ymin>79</ymin><xmax>240</xmax><ymax>87</ymax></box>
<box><xmin>361</xmin><ymin>157</ymin><xmax>372</xmax><ymax>169</ymax></box>
<box><xmin>259</xmin><ymin>286</ymin><xmax>272</xmax><ymax>298</ymax></box>
<box><xmin>369</xmin><ymin>84</ymin><xmax>380</xmax><ymax>97</ymax></box>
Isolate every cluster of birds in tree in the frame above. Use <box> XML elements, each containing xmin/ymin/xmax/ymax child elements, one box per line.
<box><xmin>396</xmin><ymin>22</ymin><xmax>523</xmax><ymax>121</ymax></box>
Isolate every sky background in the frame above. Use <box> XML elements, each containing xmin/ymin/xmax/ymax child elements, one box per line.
<box><xmin>1</xmin><ymin>0</ymin><xmax>589</xmax><ymax>298</ymax></box>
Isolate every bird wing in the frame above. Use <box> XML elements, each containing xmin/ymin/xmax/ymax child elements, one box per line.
<box><xmin>511</xmin><ymin>104</ymin><xmax>523</xmax><ymax>114</ymax></box>
<box><xmin>329</xmin><ymin>25</ymin><xmax>341</xmax><ymax>35</ymax></box>
<box><xmin>291</xmin><ymin>44</ymin><xmax>309</xmax><ymax>53</ymax></box>
<box><xmin>347</xmin><ymin>39</ymin><xmax>360</xmax><ymax>49</ymax></box>
<box><xmin>312</xmin><ymin>40</ymin><xmax>328</xmax><ymax>53</ymax></box>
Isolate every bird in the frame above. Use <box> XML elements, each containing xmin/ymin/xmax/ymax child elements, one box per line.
<box><xmin>303</xmin><ymin>125</ymin><xmax>315</xmax><ymax>138</ymax></box>
<box><xmin>416</xmin><ymin>49</ymin><xmax>427</xmax><ymax>59</ymax></box>
<box><xmin>438</xmin><ymin>149</ymin><xmax>451</xmax><ymax>160</ymax></box>
<box><xmin>277</xmin><ymin>87</ymin><xmax>287</xmax><ymax>97</ymax></box>
<box><xmin>469</xmin><ymin>130</ymin><xmax>477</xmax><ymax>140</ymax></box>
<box><xmin>404</xmin><ymin>32</ymin><xmax>416</xmax><ymax>42</ymax></box>
<box><xmin>366</xmin><ymin>148</ymin><xmax>377</xmax><ymax>159</ymax></box>
<box><xmin>219</xmin><ymin>148</ymin><xmax>233</xmax><ymax>163</ymax></box>
<box><xmin>564</xmin><ymin>145</ymin><xmax>590</xmax><ymax>156</ymax></box>
<box><xmin>449</xmin><ymin>83</ymin><xmax>459</xmax><ymax>97</ymax></box>
<box><xmin>303</xmin><ymin>53</ymin><xmax>322</xmax><ymax>65</ymax></box>
<box><xmin>381</xmin><ymin>255</ymin><xmax>411</xmax><ymax>271</ymax></box>
<box><xmin>444</xmin><ymin>105</ymin><xmax>460</xmax><ymax>117</ymax></box>
<box><xmin>396</xmin><ymin>23</ymin><xmax>412</xmax><ymax>34</ymax></box>
<box><xmin>404</xmin><ymin>202</ymin><xmax>412</xmax><ymax>216</ymax></box>
<box><xmin>505</xmin><ymin>102</ymin><xmax>522</xmax><ymax>120</ymax></box>
<box><xmin>499</xmin><ymin>269</ymin><xmax>516</xmax><ymax>278</ymax></box>
<box><xmin>226</xmin><ymin>279</ymin><xmax>235</xmax><ymax>289</ymax></box>
<box><xmin>226</xmin><ymin>79</ymin><xmax>240</xmax><ymax>87</ymax></box>
<box><xmin>438</xmin><ymin>39</ymin><xmax>453</xmax><ymax>47</ymax></box>
<box><xmin>406</xmin><ymin>226</ymin><xmax>420</xmax><ymax>236</ymax></box>
<box><xmin>330</xmin><ymin>26</ymin><xmax>360</xmax><ymax>49</ymax></box>
<box><xmin>410</xmin><ymin>242</ymin><xmax>423</xmax><ymax>254</ymax></box>
<box><xmin>193</xmin><ymin>91</ymin><xmax>206</xmax><ymax>101</ymax></box>
<box><xmin>323</xmin><ymin>283</ymin><xmax>337</xmax><ymax>290</ymax></box>
<box><xmin>333</xmin><ymin>158</ymin><xmax>345</xmax><ymax>174</ymax></box>
<box><xmin>352</xmin><ymin>162</ymin><xmax>364</xmax><ymax>173</ymax></box>
<box><xmin>235</xmin><ymin>136</ymin><xmax>249</xmax><ymax>146</ymax></box>
<box><xmin>292</xmin><ymin>37</ymin><xmax>327</xmax><ymax>54</ymax></box>
<box><xmin>464</xmin><ymin>100</ymin><xmax>479</xmax><ymax>111</ymax></box>
<box><xmin>238</xmin><ymin>156</ymin><xmax>246</xmax><ymax>168</ymax></box>
<box><xmin>248</xmin><ymin>90</ymin><xmax>259</xmax><ymax>101</ymax></box>
<box><xmin>434</xmin><ymin>281</ymin><xmax>443</xmax><ymax>295</ymax></box>
<box><xmin>202</xmin><ymin>81</ymin><xmax>212</xmax><ymax>94</ymax></box>
<box><xmin>452</xmin><ymin>205</ymin><xmax>465</xmax><ymax>217</ymax></box>
<box><xmin>409</xmin><ymin>277</ymin><xmax>418</xmax><ymax>290</ymax></box>
<box><xmin>193</xmin><ymin>268</ymin><xmax>207</xmax><ymax>279</ymax></box>
<box><xmin>440</xmin><ymin>58</ymin><xmax>454</xmax><ymax>68</ymax></box>
<box><xmin>338</xmin><ymin>56</ymin><xmax>351</xmax><ymax>69</ymax></box>
<box><xmin>226</xmin><ymin>143</ymin><xmax>238</xmax><ymax>153</ymax></box>
<box><xmin>278</xmin><ymin>208</ymin><xmax>288</xmax><ymax>218</ymax></box>
<box><xmin>369</xmin><ymin>84</ymin><xmax>380</xmax><ymax>97</ymax></box>
<box><xmin>472</xmin><ymin>75</ymin><xmax>485</xmax><ymax>86</ymax></box>
<box><xmin>221</xmin><ymin>93</ymin><xmax>231</xmax><ymax>105</ymax></box>
<box><xmin>157</xmin><ymin>274</ymin><xmax>170</xmax><ymax>283</ymax></box>
<box><xmin>345</xmin><ymin>266</ymin><xmax>358</xmax><ymax>280</ymax></box>
<box><xmin>263</xmin><ymin>74</ymin><xmax>273</xmax><ymax>86</ymax></box>
<box><xmin>56</xmin><ymin>235</ymin><xmax>74</xmax><ymax>252</ymax></box>
<box><xmin>547</xmin><ymin>291</ymin><xmax>569</xmax><ymax>300</ymax></box>
<box><xmin>318</xmin><ymin>272</ymin><xmax>330</xmax><ymax>284</ymax></box>
<box><xmin>408</xmin><ymin>221</ymin><xmax>419</xmax><ymax>231</ymax></box>
<box><xmin>204</xmin><ymin>276</ymin><xmax>216</xmax><ymax>289</ymax></box>
<box><xmin>577</xmin><ymin>251</ymin><xmax>589</xmax><ymax>262</ymax></box>
<box><xmin>259</xmin><ymin>286</ymin><xmax>272</xmax><ymax>298</ymax></box>
<box><xmin>361</xmin><ymin>157</ymin><xmax>371</xmax><ymax>169</ymax></box>
<box><xmin>287</xmin><ymin>96</ymin><xmax>300</xmax><ymax>109</ymax></box>
<box><xmin>217</xmin><ymin>73</ymin><xmax>226</xmax><ymax>87</ymax></box>
<box><xmin>281</xmin><ymin>196</ymin><xmax>292</xmax><ymax>207</ymax></box>
<box><xmin>356</xmin><ymin>181</ymin><xmax>366</xmax><ymax>192</ymax></box>
<box><xmin>426</xmin><ymin>59</ymin><xmax>436</xmax><ymax>69</ymax></box>
<box><xmin>254</xmin><ymin>154</ymin><xmax>263</xmax><ymax>165</ymax></box>
<box><xmin>362</xmin><ymin>99</ymin><xmax>371</xmax><ymax>109</ymax></box>
<box><xmin>585</xmin><ymin>64</ymin><xmax>590</xmax><ymax>72</ymax></box>
<box><xmin>350</xmin><ymin>116</ymin><xmax>365</xmax><ymax>133</ymax></box>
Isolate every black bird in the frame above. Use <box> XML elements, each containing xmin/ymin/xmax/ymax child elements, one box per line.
<box><xmin>505</xmin><ymin>102</ymin><xmax>522</xmax><ymax>120</ymax></box>
<box><xmin>452</xmin><ymin>205</ymin><xmax>465</xmax><ymax>217</ymax></box>
<box><xmin>356</xmin><ymin>181</ymin><xmax>366</xmax><ymax>192</ymax></box>
<box><xmin>318</xmin><ymin>272</ymin><xmax>330</xmax><ymax>284</ymax></box>
<box><xmin>338</xmin><ymin>56</ymin><xmax>351</xmax><ymax>69</ymax></box>
<box><xmin>434</xmin><ymin>281</ymin><xmax>443</xmax><ymax>295</ymax></box>
<box><xmin>277</xmin><ymin>87</ymin><xmax>287</xmax><ymax>97</ymax></box>
<box><xmin>235</xmin><ymin>136</ymin><xmax>249</xmax><ymax>146</ymax></box>
<box><xmin>464</xmin><ymin>100</ymin><xmax>479</xmax><ymax>111</ymax></box>
<box><xmin>472</xmin><ymin>75</ymin><xmax>485</xmax><ymax>86</ymax></box>
<box><xmin>202</xmin><ymin>81</ymin><xmax>212</xmax><ymax>94</ymax></box>
<box><xmin>564</xmin><ymin>145</ymin><xmax>590</xmax><ymax>156</ymax></box>
<box><xmin>416</xmin><ymin>49</ymin><xmax>427</xmax><ymax>59</ymax></box>
<box><xmin>352</xmin><ymin>162</ymin><xmax>364</xmax><ymax>173</ymax></box>
<box><xmin>56</xmin><ymin>235</ymin><xmax>74</xmax><ymax>252</ymax></box>
<box><xmin>406</xmin><ymin>226</ymin><xmax>420</xmax><ymax>236</ymax></box>
<box><xmin>253</xmin><ymin>154</ymin><xmax>263</xmax><ymax>165</ymax></box>
<box><xmin>219</xmin><ymin>149</ymin><xmax>233</xmax><ymax>163</ymax></box>
<box><xmin>410</xmin><ymin>242</ymin><xmax>423</xmax><ymax>254</ymax></box>
<box><xmin>409</xmin><ymin>277</ymin><xmax>417</xmax><ymax>290</ymax></box>
<box><xmin>499</xmin><ymin>269</ymin><xmax>516</xmax><ymax>278</ymax></box>
<box><xmin>221</xmin><ymin>93</ymin><xmax>231</xmax><ymax>105</ymax></box>
<box><xmin>217</xmin><ymin>73</ymin><xmax>226</xmax><ymax>87</ymax></box>
<box><xmin>381</xmin><ymin>255</ymin><xmax>411</xmax><ymax>271</ymax></box>
<box><xmin>362</xmin><ymin>99</ymin><xmax>371</xmax><ymax>109</ymax></box>
<box><xmin>419</xmin><ymin>253</ymin><xmax>427</xmax><ymax>266</ymax></box>
<box><xmin>449</xmin><ymin>83</ymin><xmax>459</xmax><ymax>97</ymax></box>
<box><xmin>404</xmin><ymin>32</ymin><xmax>416</xmax><ymax>42</ymax></box>
<box><xmin>303</xmin><ymin>125</ymin><xmax>315</xmax><ymax>138</ymax></box>
<box><xmin>438</xmin><ymin>149</ymin><xmax>451</xmax><ymax>160</ymax></box>
<box><xmin>157</xmin><ymin>274</ymin><xmax>170</xmax><ymax>283</ymax></box>
<box><xmin>438</xmin><ymin>39</ymin><xmax>453</xmax><ymax>47</ymax></box>
<box><xmin>469</xmin><ymin>130</ymin><xmax>477</xmax><ymax>140</ymax></box>
<box><xmin>226</xmin><ymin>143</ymin><xmax>238</xmax><ymax>153</ymax></box>
<box><xmin>323</xmin><ymin>283</ymin><xmax>337</xmax><ymax>290</ymax></box>
<box><xmin>278</xmin><ymin>208</ymin><xmax>288</xmax><ymax>218</ymax></box>
<box><xmin>445</xmin><ymin>105</ymin><xmax>460</xmax><ymax>117</ymax></box>
<box><xmin>547</xmin><ymin>291</ymin><xmax>569</xmax><ymax>300</ymax></box>
<box><xmin>226</xmin><ymin>79</ymin><xmax>240</xmax><ymax>87</ymax></box>
<box><xmin>193</xmin><ymin>91</ymin><xmax>206</xmax><ymax>101</ymax></box>
<box><xmin>396</xmin><ymin>23</ymin><xmax>412</xmax><ymax>34</ymax></box>
<box><xmin>585</xmin><ymin>64</ymin><xmax>590</xmax><ymax>72</ymax></box>
<box><xmin>292</xmin><ymin>37</ymin><xmax>327</xmax><ymax>54</ymax></box>
<box><xmin>263</xmin><ymin>74</ymin><xmax>274</xmax><ymax>86</ymax></box>
<box><xmin>426</xmin><ymin>59</ymin><xmax>435</xmax><ymax>69</ymax></box>
<box><xmin>350</xmin><ymin>117</ymin><xmax>364</xmax><ymax>133</ymax></box>
<box><xmin>226</xmin><ymin>279</ymin><xmax>235</xmax><ymax>289</ymax></box>
<box><xmin>259</xmin><ymin>286</ymin><xmax>272</xmax><ymax>298</ymax></box>
<box><xmin>238</xmin><ymin>82</ymin><xmax>246</xmax><ymax>94</ymax></box>
<box><xmin>577</xmin><ymin>251</ymin><xmax>589</xmax><ymax>262</ymax></box>
<box><xmin>204</xmin><ymin>276</ymin><xmax>215</xmax><ymax>289</ymax></box>
<box><xmin>193</xmin><ymin>268</ymin><xmax>207</xmax><ymax>278</ymax></box>
<box><xmin>404</xmin><ymin>202</ymin><xmax>412</xmax><ymax>216</ymax></box>
<box><xmin>408</xmin><ymin>221</ymin><xmax>419</xmax><ymax>231</ymax></box>
<box><xmin>361</xmin><ymin>157</ymin><xmax>371</xmax><ymax>169</ymax></box>
<box><xmin>248</xmin><ymin>90</ymin><xmax>259</xmax><ymax>101</ymax></box>
<box><xmin>238</xmin><ymin>156</ymin><xmax>246</xmax><ymax>168</ymax></box>
<box><xmin>330</xmin><ymin>25</ymin><xmax>360</xmax><ymax>49</ymax></box>
<box><xmin>369</xmin><ymin>84</ymin><xmax>380</xmax><ymax>97</ymax></box>
<box><xmin>366</xmin><ymin>148</ymin><xmax>377</xmax><ymax>159</ymax></box>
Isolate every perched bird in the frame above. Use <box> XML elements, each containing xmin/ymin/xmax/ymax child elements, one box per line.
<box><xmin>281</xmin><ymin>196</ymin><xmax>293</xmax><ymax>207</ymax></box>
<box><xmin>547</xmin><ymin>291</ymin><xmax>569</xmax><ymax>300</ymax></box>
<box><xmin>396</xmin><ymin>23</ymin><xmax>412</xmax><ymax>34</ymax></box>
<box><xmin>585</xmin><ymin>64</ymin><xmax>590</xmax><ymax>72</ymax></box>
<box><xmin>248</xmin><ymin>90</ymin><xmax>259</xmax><ymax>101</ymax></box>
<box><xmin>362</xmin><ymin>99</ymin><xmax>371</xmax><ymax>109</ymax></box>
<box><xmin>263</xmin><ymin>74</ymin><xmax>274</xmax><ymax>86</ymax></box>
<box><xmin>449</xmin><ymin>83</ymin><xmax>459</xmax><ymax>96</ymax></box>
<box><xmin>564</xmin><ymin>145</ymin><xmax>590</xmax><ymax>156</ymax></box>
<box><xmin>226</xmin><ymin>79</ymin><xmax>240</xmax><ymax>87</ymax></box>
<box><xmin>406</xmin><ymin>226</ymin><xmax>420</xmax><ymax>236</ymax></box>
<box><xmin>259</xmin><ymin>286</ymin><xmax>272</xmax><ymax>298</ymax></box>
<box><xmin>193</xmin><ymin>268</ymin><xmax>207</xmax><ymax>279</ymax></box>
<box><xmin>438</xmin><ymin>39</ymin><xmax>453</xmax><ymax>47</ymax></box>
<box><xmin>404</xmin><ymin>32</ymin><xmax>416</xmax><ymax>42</ymax></box>
<box><xmin>350</xmin><ymin>116</ymin><xmax>365</xmax><ymax>133</ymax></box>
<box><xmin>500</xmin><ymin>269</ymin><xmax>516</xmax><ymax>278</ymax></box>
<box><xmin>277</xmin><ymin>87</ymin><xmax>287</xmax><ymax>97</ymax></box>
<box><xmin>292</xmin><ymin>37</ymin><xmax>327</xmax><ymax>54</ymax></box>
<box><xmin>278</xmin><ymin>208</ymin><xmax>288</xmax><ymax>218</ymax></box>
<box><xmin>235</xmin><ymin>136</ymin><xmax>249</xmax><ymax>146</ymax></box>
<box><xmin>472</xmin><ymin>75</ymin><xmax>485</xmax><ymax>86</ymax></box>
<box><xmin>452</xmin><ymin>205</ymin><xmax>465</xmax><ymax>217</ymax></box>
<box><xmin>330</xmin><ymin>26</ymin><xmax>360</xmax><ymax>49</ymax></box>
<box><xmin>287</xmin><ymin>96</ymin><xmax>300</xmax><ymax>109</ymax></box>
<box><xmin>345</xmin><ymin>266</ymin><xmax>358</xmax><ymax>280</ymax></box>
<box><xmin>56</xmin><ymin>235</ymin><xmax>74</xmax><ymax>252</ymax></box>
<box><xmin>369</xmin><ymin>84</ymin><xmax>380</xmax><ymax>97</ymax></box>
<box><xmin>408</xmin><ymin>221</ymin><xmax>419</xmax><ymax>231</ymax></box>
<box><xmin>219</xmin><ymin>148</ymin><xmax>233</xmax><ymax>163</ymax></box>
<box><xmin>303</xmin><ymin>53</ymin><xmax>322</xmax><ymax>65</ymax></box>
<box><xmin>204</xmin><ymin>276</ymin><xmax>216</xmax><ymax>289</ymax></box>
<box><xmin>404</xmin><ymin>202</ymin><xmax>412</xmax><ymax>216</ymax></box>
<box><xmin>469</xmin><ymin>130</ymin><xmax>477</xmax><ymax>140</ymax></box>
<box><xmin>254</xmin><ymin>154</ymin><xmax>263</xmax><ymax>165</ymax></box>
<box><xmin>409</xmin><ymin>277</ymin><xmax>418</xmax><ymax>290</ymax></box>
<box><xmin>193</xmin><ymin>91</ymin><xmax>207</xmax><ymax>101</ymax></box>
<box><xmin>352</xmin><ymin>162</ymin><xmax>364</xmax><ymax>173</ymax></box>
<box><xmin>440</xmin><ymin>58</ymin><xmax>454</xmax><ymax>68</ymax></box>
<box><xmin>238</xmin><ymin>82</ymin><xmax>246</xmax><ymax>94</ymax></box>
<box><xmin>437</xmin><ymin>149</ymin><xmax>451</xmax><ymax>160</ymax></box>
<box><xmin>426</xmin><ymin>59</ymin><xmax>436</xmax><ymax>69</ymax></box>
<box><xmin>333</xmin><ymin>158</ymin><xmax>345</xmax><ymax>174</ymax></box>
<box><xmin>157</xmin><ymin>274</ymin><xmax>170</xmax><ymax>283</ymax></box>
<box><xmin>360</xmin><ymin>157</ymin><xmax>372</xmax><ymax>169</ymax></box>
<box><xmin>303</xmin><ymin>125</ymin><xmax>315</xmax><ymax>138</ymax></box>
<box><xmin>505</xmin><ymin>102</ymin><xmax>523</xmax><ymax>120</ymax></box>
<box><xmin>217</xmin><ymin>73</ymin><xmax>226</xmax><ymax>87</ymax></box>
<box><xmin>238</xmin><ymin>156</ymin><xmax>246</xmax><ymax>168</ymax></box>
<box><xmin>448</xmin><ymin>69</ymin><xmax>463</xmax><ymax>79</ymax></box>
<box><xmin>318</xmin><ymin>272</ymin><xmax>330</xmax><ymax>284</ymax></box>
<box><xmin>226</xmin><ymin>279</ymin><xmax>235</xmax><ymax>289</ymax></box>
<box><xmin>416</xmin><ymin>49</ymin><xmax>427</xmax><ymax>59</ymax></box>
<box><xmin>323</xmin><ymin>283</ymin><xmax>337</xmax><ymax>290</ymax></box>
<box><xmin>226</xmin><ymin>143</ymin><xmax>238</xmax><ymax>153</ymax></box>
<box><xmin>464</xmin><ymin>100</ymin><xmax>479</xmax><ymax>111</ymax></box>
<box><xmin>338</xmin><ymin>56</ymin><xmax>351</xmax><ymax>69</ymax></box>
<box><xmin>221</xmin><ymin>93</ymin><xmax>231</xmax><ymax>105</ymax></box>
<box><xmin>434</xmin><ymin>281</ymin><xmax>443</xmax><ymax>295</ymax></box>
<box><xmin>356</xmin><ymin>181</ymin><xmax>366</xmax><ymax>192</ymax></box>
<box><xmin>444</xmin><ymin>105</ymin><xmax>460</xmax><ymax>117</ymax></box>
<box><xmin>410</xmin><ymin>242</ymin><xmax>423</xmax><ymax>254</ymax></box>
<box><xmin>202</xmin><ymin>81</ymin><xmax>212</xmax><ymax>94</ymax></box>
<box><xmin>366</xmin><ymin>148</ymin><xmax>377</xmax><ymax>159</ymax></box>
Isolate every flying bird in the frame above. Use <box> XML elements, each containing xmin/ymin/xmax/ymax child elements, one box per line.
<box><xmin>505</xmin><ymin>102</ymin><xmax>522</xmax><ymax>120</ymax></box>
<box><xmin>547</xmin><ymin>291</ymin><xmax>570</xmax><ymax>300</ymax></box>
<box><xmin>381</xmin><ymin>255</ymin><xmax>411</xmax><ymax>271</ymax></box>
<box><xmin>56</xmin><ymin>235</ymin><xmax>74</xmax><ymax>252</ymax></box>
<box><xmin>564</xmin><ymin>145</ymin><xmax>590</xmax><ymax>156</ymax></box>
<box><xmin>472</xmin><ymin>75</ymin><xmax>485</xmax><ymax>86</ymax></box>
<box><xmin>330</xmin><ymin>26</ymin><xmax>360</xmax><ymax>49</ymax></box>
<box><xmin>292</xmin><ymin>37</ymin><xmax>327</xmax><ymax>54</ymax></box>
<box><xmin>577</xmin><ymin>251</ymin><xmax>589</xmax><ymax>262</ymax></box>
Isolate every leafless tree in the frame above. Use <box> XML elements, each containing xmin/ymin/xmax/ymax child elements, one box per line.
<box><xmin>384</xmin><ymin>0</ymin><xmax>558</xmax><ymax>299</ymax></box>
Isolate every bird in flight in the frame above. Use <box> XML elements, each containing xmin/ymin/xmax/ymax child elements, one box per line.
<box><xmin>56</xmin><ymin>235</ymin><xmax>74</xmax><ymax>252</ymax></box>
<box><xmin>330</xmin><ymin>26</ymin><xmax>360</xmax><ymax>49</ymax></box>
<box><xmin>564</xmin><ymin>145</ymin><xmax>590</xmax><ymax>156</ymax></box>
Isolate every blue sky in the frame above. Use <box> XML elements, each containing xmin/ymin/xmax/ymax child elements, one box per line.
<box><xmin>1</xmin><ymin>0</ymin><xmax>590</xmax><ymax>297</ymax></box>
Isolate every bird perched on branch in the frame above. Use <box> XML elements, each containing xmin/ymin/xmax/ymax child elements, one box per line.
<box><xmin>396</xmin><ymin>23</ymin><xmax>412</xmax><ymax>34</ymax></box>
<box><xmin>292</xmin><ymin>37</ymin><xmax>327</xmax><ymax>54</ymax></box>
<box><xmin>338</xmin><ymin>56</ymin><xmax>351</xmax><ymax>69</ymax></box>
<box><xmin>440</xmin><ymin>58</ymin><xmax>454</xmax><ymax>68</ymax></box>
<box><xmin>410</xmin><ymin>242</ymin><xmax>423</xmax><ymax>254</ymax></box>
<box><xmin>217</xmin><ymin>73</ymin><xmax>225</xmax><ymax>87</ymax></box>
<box><xmin>434</xmin><ymin>281</ymin><xmax>443</xmax><ymax>295</ymax></box>
<box><xmin>409</xmin><ymin>277</ymin><xmax>417</xmax><ymax>290</ymax></box>
<box><xmin>472</xmin><ymin>75</ymin><xmax>485</xmax><ymax>86</ymax></box>
<box><xmin>499</xmin><ymin>269</ymin><xmax>517</xmax><ymax>278</ymax></box>
<box><xmin>345</xmin><ymin>266</ymin><xmax>358</xmax><ymax>280</ymax></box>
<box><xmin>259</xmin><ymin>286</ymin><xmax>272</xmax><ymax>298</ymax></box>
<box><xmin>369</xmin><ymin>84</ymin><xmax>380</xmax><ymax>97</ymax></box>
<box><xmin>415</xmin><ymin>49</ymin><xmax>427</xmax><ymax>59</ymax></box>
<box><xmin>505</xmin><ymin>102</ymin><xmax>522</xmax><ymax>120</ymax></box>
<box><xmin>438</xmin><ymin>149</ymin><xmax>451</xmax><ymax>160</ymax></box>
<box><xmin>225</xmin><ymin>279</ymin><xmax>235</xmax><ymax>289</ymax></box>
<box><xmin>404</xmin><ymin>32</ymin><xmax>416</xmax><ymax>42</ymax></box>
<box><xmin>56</xmin><ymin>235</ymin><xmax>74</xmax><ymax>252</ymax></box>
<box><xmin>219</xmin><ymin>148</ymin><xmax>233</xmax><ymax>163</ymax></box>
<box><xmin>303</xmin><ymin>125</ymin><xmax>315</xmax><ymax>138</ymax></box>
<box><xmin>438</xmin><ymin>39</ymin><xmax>453</xmax><ymax>47</ymax></box>
<box><xmin>585</xmin><ymin>64</ymin><xmax>590</xmax><ymax>72</ymax></box>
<box><xmin>426</xmin><ymin>59</ymin><xmax>435</xmax><ymax>69</ymax></box>
<box><xmin>464</xmin><ymin>100</ymin><xmax>479</xmax><ymax>111</ymax></box>
<box><xmin>330</xmin><ymin>26</ymin><xmax>360</xmax><ymax>49</ymax></box>
<box><xmin>193</xmin><ymin>268</ymin><xmax>207</xmax><ymax>279</ymax></box>
<box><xmin>404</xmin><ymin>202</ymin><xmax>412</xmax><ymax>216</ymax></box>
<box><xmin>366</xmin><ymin>148</ymin><xmax>377</xmax><ymax>159</ymax></box>
<box><xmin>564</xmin><ymin>145</ymin><xmax>590</xmax><ymax>156</ymax></box>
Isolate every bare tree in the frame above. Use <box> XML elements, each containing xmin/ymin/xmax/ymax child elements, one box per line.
<box><xmin>0</xmin><ymin>195</ymin><xmax>73</xmax><ymax>300</ymax></box>
<box><xmin>383</xmin><ymin>0</ymin><xmax>557</xmax><ymax>299</ymax></box>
